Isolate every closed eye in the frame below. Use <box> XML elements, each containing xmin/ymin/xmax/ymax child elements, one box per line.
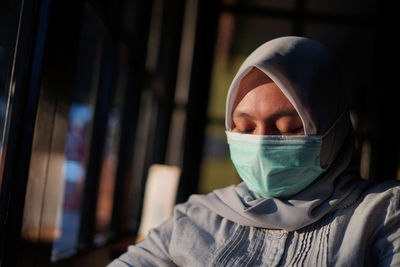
<box><xmin>279</xmin><ymin>126</ymin><xmax>304</xmax><ymax>136</ymax></box>
<box><xmin>237</xmin><ymin>128</ymin><xmax>255</xmax><ymax>134</ymax></box>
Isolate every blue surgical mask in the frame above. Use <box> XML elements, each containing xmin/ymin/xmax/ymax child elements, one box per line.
<box><xmin>226</xmin><ymin>131</ymin><xmax>326</xmax><ymax>199</ymax></box>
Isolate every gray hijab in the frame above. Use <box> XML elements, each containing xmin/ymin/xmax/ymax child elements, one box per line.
<box><xmin>189</xmin><ymin>36</ymin><xmax>367</xmax><ymax>231</ymax></box>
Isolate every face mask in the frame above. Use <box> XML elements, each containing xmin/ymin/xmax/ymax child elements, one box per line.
<box><xmin>226</xmin><ymin>131</ymin><xmax>326</xmax><ymax>199</ymax></box>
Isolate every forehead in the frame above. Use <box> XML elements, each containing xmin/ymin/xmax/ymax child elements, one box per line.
<box><xmin>233</xmin><ymin>76</ymin><xmax>297</xmax><ymax>119</ymax></box>
<box><xmin>233</xmin><ymin>67</ymin><xmax>272</xmax><ymax>109</ymax></box>
<box><xmin>239</xmin><ymin>68</ymin><xmax>272</xmax><ymax>94</ymax></box>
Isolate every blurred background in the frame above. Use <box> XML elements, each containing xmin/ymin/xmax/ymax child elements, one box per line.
<box><xmin>0</xmin><ymin>0</ymin><xmax>399</xmax><ymax>266</ymax></box>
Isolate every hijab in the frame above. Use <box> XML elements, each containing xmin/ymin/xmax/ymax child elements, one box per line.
<box><xmin>189</xmin><ymin>36</ymin><xmax>367</xmax><ymax>231</ymax></box>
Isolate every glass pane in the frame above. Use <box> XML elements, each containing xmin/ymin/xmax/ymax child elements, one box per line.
<box><xmin>199</xmin><ymin>13</ymin><xmax>292</xmax><ymax>193</ymax></box>
<box><xmin>52</xmin><ymin>10</ymin><xmax>105</xmax><ymax>261</ymax></box>
<box><xmin>94</xmin><ymin>43</ymin><xmax>128</xmax><ymax>244</ymax></box>
<box><xmin>0</xmin><ymin>0</ymin><xmax>23</xmax><ymax>188</ymax></box>
<box><xmin>20</xmin><ymin>6</ymin><xmax>107</xmax><ymax>262</ymax></box>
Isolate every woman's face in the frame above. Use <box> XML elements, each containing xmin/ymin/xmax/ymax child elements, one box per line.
<box><xmin>232</xmin><ymin>68</ymin><xmax>304</xmax><ymax>136</ymax></box>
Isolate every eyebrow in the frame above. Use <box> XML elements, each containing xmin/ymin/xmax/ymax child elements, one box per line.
<box><xmin>232</xmin><ymin>111</ymin><xmax>255</xmax><ymax>120</ymax></box>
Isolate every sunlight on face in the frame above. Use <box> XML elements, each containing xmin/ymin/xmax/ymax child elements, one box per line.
<box><xmin>232</xmin><ymin>68</ymin><xmax>304</xmax><ymax>136</ymax></box>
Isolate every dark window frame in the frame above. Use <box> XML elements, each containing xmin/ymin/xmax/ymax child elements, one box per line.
<box><xmin>0</xmin><ymin>0</ymin><xmax>50</xmax><ymax>265</ymax></box>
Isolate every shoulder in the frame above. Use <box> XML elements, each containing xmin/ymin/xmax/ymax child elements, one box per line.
<box><xmin>327</xmin><ymin>180</ymin><xmax>400</xmax><ymax>265</ymax></box>
<box><xmin>357</xmin><ymin>180</ymin><xmax>400</xmax><ymax>264</ymax></box>
<box><xmin>333</xmin><ymin>179</ymin><xmax>400</xmax><ymax>237</ymax></box>
<box><xmin>349</xmin><ymin>180</ymin><xmax>400</xmax><ymax>219</ymax></box>
<box><xmin>358</xmin><ymin>180</ymin><xmax>400</xmax><ymax>210</ymax></box>
<box><xmin>343</xmin><ymin>180</ymin><xmax>400</xmax><ymax>238</ymax></box>
<box><xmin>168</xmin><ymin>190</ymin><xmax>245</xmax><ymax>242</ymax></box>
<box><xmin>364</xmin><ymin>179</ymin><xmax>400</xmax><ymax>194</ymax></box>
<box><xmin>172</xmin><ymin>192</ymin><xmax>228</xmax><ymax>228</ymax></box>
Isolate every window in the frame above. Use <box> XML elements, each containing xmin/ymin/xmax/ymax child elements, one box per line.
<box><xmin>94</xmin><ymin>43</ymin><xmax>128</xmax><ymax>244</ymax></box>
<box><xmin>15</xmin><ymin>0</ymin><xmax>153</xmax><ymax>265</ymax></box>
<box><xmin>0</xmin><ymin>0</ymin><xmax>23</xmax><ymax>190</ymax></box>
<box><xmin>21</xmin><ymin>4</ymin><xmax>108</xmax><ymax>261</ymax></box>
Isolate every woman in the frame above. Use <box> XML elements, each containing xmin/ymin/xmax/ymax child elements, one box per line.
<box><xmin>109</xmin><ymin>36</ymin><xmax>400</xmax><ymax>266</ymax></box>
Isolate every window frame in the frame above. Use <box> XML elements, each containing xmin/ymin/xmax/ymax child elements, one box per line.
<box><xmin>0</xmin><ymin>0</ymin><xmax>50</xmax><ymax>265</ymax></box>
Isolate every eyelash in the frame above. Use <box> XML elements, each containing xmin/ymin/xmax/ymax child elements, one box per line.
<box><xmin>238</xmin><ymin>128</ymin><xmax>255</xmax><ymax>134</ymax></box>
<box><xmin>236</xmin><ymin>126</ymin><xmax>303</xmax><ymax>135</ymax></box>
<box><xmin>280</xmin><ymin>127</ymin><xmax>303</xmax><ymax>135</ymax></box>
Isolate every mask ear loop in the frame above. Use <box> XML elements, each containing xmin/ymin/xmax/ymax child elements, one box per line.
<box><xmin>319</xmin><ymin>111</ymin><xmax>352</xmax><ymax>169</ymax></box>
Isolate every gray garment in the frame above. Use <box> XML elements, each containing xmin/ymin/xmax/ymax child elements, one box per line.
<box><xmin>108</xmin><ymin>180</ymin><xmax>400</xmax><ymax>266</ymax></box>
